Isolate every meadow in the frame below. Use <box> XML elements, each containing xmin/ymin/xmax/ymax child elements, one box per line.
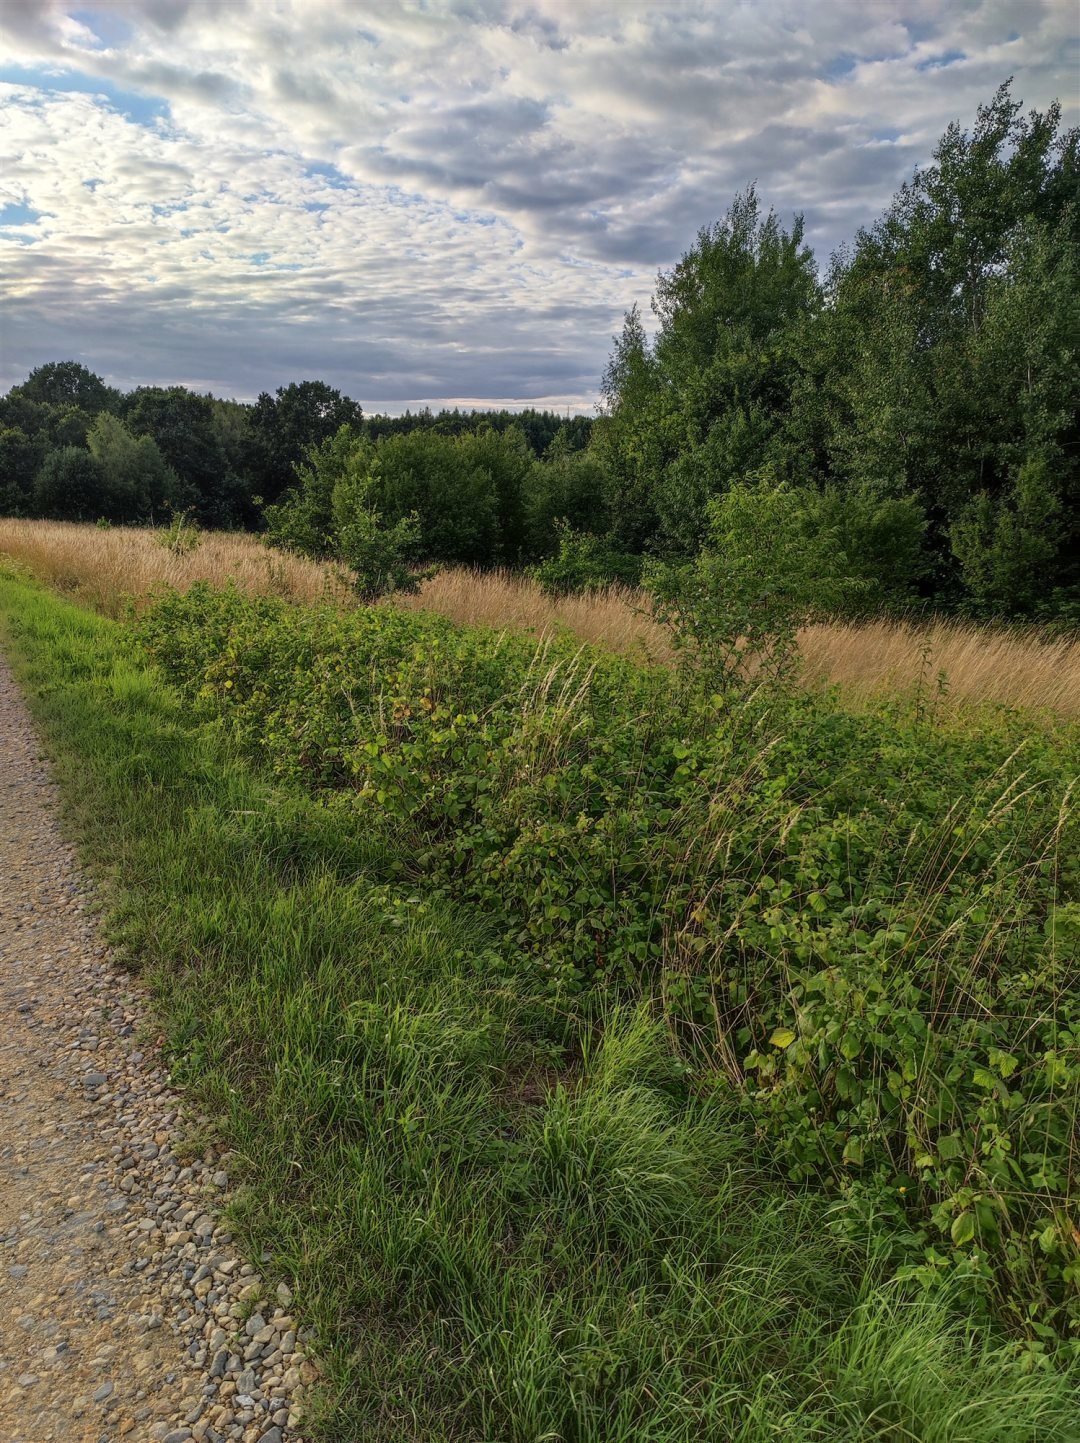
<box><xmin>3</xmin><ymin>517</ymin><xmax>1080</xmax><ymax>717</ymax></box>
<box><xmin>2</xmin><ymin>517</ymin><xmax>1080</xmax><ymax>1439</ymax></box>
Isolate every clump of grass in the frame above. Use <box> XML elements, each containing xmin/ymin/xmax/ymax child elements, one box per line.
<box><xmin>4</xmin><ymin>565</ymin><xmax>1077</xmax><ymax>1440</ymax></box>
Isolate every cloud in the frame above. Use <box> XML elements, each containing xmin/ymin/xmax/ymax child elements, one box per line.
<box><xmin>0</xmin><ymin>0</ymin><xmax>1075</xmax><ymax>409</ymax></box>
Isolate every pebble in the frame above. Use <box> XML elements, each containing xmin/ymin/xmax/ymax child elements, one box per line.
<box><xmin>0</xmin><ymin>654</ymin><xmax>313</xmax><ymax>1441</ymax></box>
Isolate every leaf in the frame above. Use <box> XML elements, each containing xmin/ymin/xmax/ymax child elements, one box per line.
<box><xmin>988</xmin><ymin>1049</ymin><xmax>1019</xmax><ymax>1079</ymax></box>
<box><xmin>950</xmin><ymin>1211</ymin><xmax>975</xmax><ymax>1246</ymax></box>
<box><xmin>768</xmin><ymin>1027</ymin><xmax>796</xmax><ymax>1049</ymax></box>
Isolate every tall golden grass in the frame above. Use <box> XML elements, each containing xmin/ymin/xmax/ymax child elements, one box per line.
<box><xmin>2</xmin><ymin>517</ymin><xmax>1078</xmax><ymax>716</ymax></box>
<box><xmin>0</xmin><ymin>517</ymin><xmax>345</xmax><ymax>616</ymax></box>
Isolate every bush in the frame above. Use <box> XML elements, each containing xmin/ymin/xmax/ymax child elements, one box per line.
<box><xmin>138</xmin><ymin>582</ymin><xmax>1080</xmax><ymax>1345</ymax></box>
<box><xmin>156</xmin><ymin>509</ymin><xmax>201</xmax><ymax>556</ymax></box>
<box><xmin>332</xmin><ymin>497</ymin><xmax>424</xmax><ymax>602</ymax></box>
<box><xmin>645</xmin><ymin>478</ymin><xmax>926</xmax><ymax>687</ymax></box>
<box><xmin>532</xmin><ymin>521</ymin><xmax>642</xmax><ymax>596</ymax></box>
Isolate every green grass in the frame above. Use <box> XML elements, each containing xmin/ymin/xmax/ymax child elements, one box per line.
<box><xmin>2</xmin><ymin>565</ymin><xmax>1077</xmax><ymax>1442</ymax></box>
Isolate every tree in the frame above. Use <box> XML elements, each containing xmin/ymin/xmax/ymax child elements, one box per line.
<box><xmin>330</xmin><ymin>490</ymin><xmax>424</xmax><ymax>601</ymax></box>
<box><xmin>32</xmin><ymin>447</ymin><xmax>109</xmax><ymax>520</ymax></box>
<box><xmin>785</xmin><ymin>81</ymin><xmax>1080</xmax><ymax>612</ymax></box>
<box><xmin>264</xmin><ymin>425</ymin><xmax>422</xmax><ymax>601</ymax></box>
<box><xmin>645</xmin><ymin>481</ymin><xmax>864</xmax><ymax>686</ymax></box>
<box><xmin>264</xmin><ymin>425</ymin><xmax>374</xmax><ymax>559</ymax></box>
<box><xmin>86</xmin><ymin>412</ymin><xmax>185</xmax><ymax>521</ymax></box>
<box><xmin>124</xmin><ymin>386</ymin><xmax>240</xmax><ymax>527</ymax></box>
<box><xmin>0</xmin><ymin>428</ymin><xmax>45</xmax><ymax>515</ymax></box>
<box><xmin>363</xmin><ymin>430</ymin><xmax>499</xmax><ymax>563</ymax></box>
<box><xmin>15</xmin><ymin>360</ymin><xmax>118</xmax><ymax>415</ymax></box>
<box><xmin>593</xmin><ymin>192</ymin><xmax>821</xmax><ymax>558</ymax></box>
<box><xmin>524</xmin><ymin>445</ymin><xmax>613</xmax><ymax>559</ymax></box>
<box><xmin>458</xmin><ymin>424</ymin><xmax>533</xmax><ymax>560</ymax></box>
<box><xmin>246</xmin><ymin>381</ymin><xmax>363</xmax><ymax>506</ymax></box>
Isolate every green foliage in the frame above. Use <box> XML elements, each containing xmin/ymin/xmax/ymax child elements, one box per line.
<box><xmin>247</xmin><ymin>380</ymin><xmax>364</xmax><ymax>507</ymax></box>
<box><xmin>266</xmin><ymin>423</ymin><xmax>538</xmax><ymax>569</ymax></box>
<box><xmin>332</xmin><ymin>499</ymin><xmax>424</xmax><ymax>602</ymax></box>
<box><xmin>124</xmin><ymin>385</ymin><xmax>241</xmax><ymax>527</ymax></box>
<box><xmin>263</xmin><ymin>424</ymin><xmax>372</xmax><ymax>559</ymax></box>
<box><xmin>32</xmin><ymin>445</ymin><xmax>109</xmax><ymax>520</ymax></box>
<box><xmin>6</xmin><ymin>566</ymin><xmax>1080</xmax><ymax>1438</ymax></box>
<box><xmin>532</xmin><ymin>520</ymin><xmax>642</xmax><ymax>596</ymax></box>
<box><xmin>525</xmin><ymin>443</ymin><xmax>613</xmax><ymax>558</ymax></box>
<box><xmin>0</xmin><ymin>426</ymin><xmax>44</xmax><ymax>515</ymax></box>
<box><xmin>364</xmin><ymin>428</ymin><xmax>499</xmax><ymax>563</ymax></box>
<box><xmin>596</xmin><ymin>190</ymin><xmax>821</xmax><ymax>558</ymax></box>
<box><xmin>782</xmin><ymin>83</ymin><xmax>1079</xmax><ymax>615</ymax></box>
<box><xmin>584</xmin><ymin>86</ymin><xmax>1079</xmax><ymax>620</ymax></box>
<box><xmin>645</xmin><ymin>480</ymin><xmax>875</xmax><ymax>684</ymax></box>
<box><xmin>950</xmin><ymin>453</ymin><xmax>1063</xmax><ymax>615</ymax></box>
<box><xmin>156</xmin><ymin>509</ymin><xmax>202</xmax><ymax>556</ymax></box>
<box><xmin>87</xmin><ymin>412</ymin><xmax>185</xmax><ymax>521</ymax></box>
<box><xmin>14</xmin><ymin>359</ymin><xmax>118</xmax><ymax>415</ymax></box>
<box><xmin>263</xmin><ymin>426</ymin><xmax>425</xmax><ymax>598</ymax></box>
<box><xmin>136</xmin><ymin>581</ymin><xmax>1080</xmax><ymax>1348</ymax></box>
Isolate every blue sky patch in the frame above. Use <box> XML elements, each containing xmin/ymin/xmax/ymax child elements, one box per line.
<box><xmin>916</xmin><ymin>50</ymin><xmax>967</xmax><ymax>71</ymax></box>
<box><xmin>303</xmin><ymin>160</ymin><xmax>353</xmax><ymax>189</ymax></box>
<box><xmin>823</xmin><ymin>54</ymin><xmax>858</xmax><ymax>81</ymax></box>
<box><xmin>0</xmin><ymin>64</ymin><xmax>168</xmax><ymax>126</ymax></box>
<box><xmin>70</xmin><ymin>9</ymin><xmax>134</xmax><ymax>49</ymax></box>
<box><xmin>0</xmin><ymin>202</ymin><xmax>41</xmax><ymax>227</ymax></box>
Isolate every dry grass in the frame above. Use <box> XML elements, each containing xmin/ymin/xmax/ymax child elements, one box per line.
<box><xmin>394</xmin><ymin>565</ymin><xmax>675</xmax><ymax>663</ymax></box>
<box><xmin>798</xmin><ymin>616</ymin><xmax>1080</xmax><ymax>717</ymax></box>
<box><xmin>399</xmin><ymin>566</ymin><xmax>1080</xmax><ymax>717</ymax></box>
<box><xmin>0</xmin><ymin>517</ymin><xmax>345</xmax><ymax>616</ymax></box>
<box><xmin>2</xmin><ymin>518</ymin><xmax>1078</xmax><ymax>716</ymax></box>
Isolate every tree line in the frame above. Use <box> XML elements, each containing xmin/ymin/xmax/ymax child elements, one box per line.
<box><xmin>2</xmin><ymin>83</ymin><xmax>1076</xmax><ymax>619</ymax></box>
<box><xmin>0</xmin><ymin>364</ymin><xmax>592</xmax><ymax>536</ymax></box>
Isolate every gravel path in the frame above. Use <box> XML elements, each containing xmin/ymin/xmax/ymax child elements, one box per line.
<box><xmin>0</xmin><ymin>649</ymin><xmax>312</xmax><ymax>1443</ymax></box>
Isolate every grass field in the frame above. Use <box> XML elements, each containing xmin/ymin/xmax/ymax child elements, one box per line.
<box><xmin>1</xmin><ymin>553</ymin><xmax>1078</xmax><ymax>1440</ymax></box>
<box><xmin>2</xmin><ymin>516</ymin><xmax>1079</xmax><ymax>715</ymax></box>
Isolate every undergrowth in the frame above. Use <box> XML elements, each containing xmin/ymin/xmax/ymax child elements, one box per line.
<box><xmin>1</xmin><ymin>565</ymin><xmax>1078</xmax><ymax>1440</ymax></box>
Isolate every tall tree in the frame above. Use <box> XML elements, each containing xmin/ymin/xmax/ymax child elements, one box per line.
<box><xmin>86</xmin><ymin>413</ymin><xmax>186</xmax><ymax>521</ymax></box>
<box><xmin>15</xmin><ymin>361</ymin><xmax>119</xmax><ymax>416</ymax></box>
<box><xmin>786</xmin><ymin>80</ymin><xmax>1080</xmax><ymax>610</ymax></box>
<box><xmin>124</xmin><ymin>386</ymin><xmax>240</xmax><ymax>526</ymax></box>
<box><xmin>246</xmin><ymin>381</ymin><xmax>363</xmax><ymax>505</ymax></box>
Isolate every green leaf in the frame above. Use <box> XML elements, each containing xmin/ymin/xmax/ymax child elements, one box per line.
<box><xmin>768</xmin><ymin>1027</ymin><xmax>796</xmax><ymax>1049</ymax></box>
<box><xmin>950</xmin><ymin>1211</ymin><xmax>975</xmax><ymax>1246</ymax></box>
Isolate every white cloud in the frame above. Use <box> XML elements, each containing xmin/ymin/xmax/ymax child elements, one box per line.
<box><xmin>1</xmin><ymin>0</ymin><xmax>1075</xmax><ymax>408</ymax></box>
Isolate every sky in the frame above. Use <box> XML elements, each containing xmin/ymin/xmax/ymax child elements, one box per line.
<box><xmin>1</xmin><ymin>2</ymin><xmax>1077</xmax><ymax>413</ymax></box>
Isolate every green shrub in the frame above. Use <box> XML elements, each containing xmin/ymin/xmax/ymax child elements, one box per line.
<box><xmin>532</xmin><ymin>519</ymin><xmax>642</xmax><ymax>596</ymax></box>
<box><xmin>644</xmin><ymin>478</ymin><xmax>913</xmax><ymax>685</ymax></box>
<box><xmin>156</xmin><ymin>508</ymin><xmax>201</xmax><ymax>555</ymax></box>
<box><xmin>137</xmin><ymin>582</ymin><xmax>1080</xmax><ymax>1345</ymax></box>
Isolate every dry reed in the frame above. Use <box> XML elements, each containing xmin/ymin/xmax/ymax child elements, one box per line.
<box><xmin>2</xmin><ymin>518</ymin><xmax>1077</xmax><ymax>717</ymax></box>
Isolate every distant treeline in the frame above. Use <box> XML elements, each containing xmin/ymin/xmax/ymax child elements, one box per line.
<box><xmin>0</xmin><ymin>370</ymin><xmax>591</xmax><ymax>536</ymax></box>
<box><xmin>2</xmin><ymin>83</ymin><xmax>1077</xmax><ymax>618</ymax></box>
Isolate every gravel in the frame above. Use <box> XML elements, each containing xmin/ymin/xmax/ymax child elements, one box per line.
<box><xmin>0</xmin><ymin>650</ymin><xmax>313</xmax><ymax>1443</ymax></box>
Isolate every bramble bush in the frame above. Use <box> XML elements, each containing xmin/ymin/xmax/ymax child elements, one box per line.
<box><xmin>139</xmin><ymin>582</ymin><xmax>1080</xmax><ymax>1347</ymax></box>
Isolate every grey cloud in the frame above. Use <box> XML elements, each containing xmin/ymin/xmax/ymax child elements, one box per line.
<box><xmin>2</xmin><ymin>0</ymin><xmax>1077</xmax><ymax>409</ymax></box>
